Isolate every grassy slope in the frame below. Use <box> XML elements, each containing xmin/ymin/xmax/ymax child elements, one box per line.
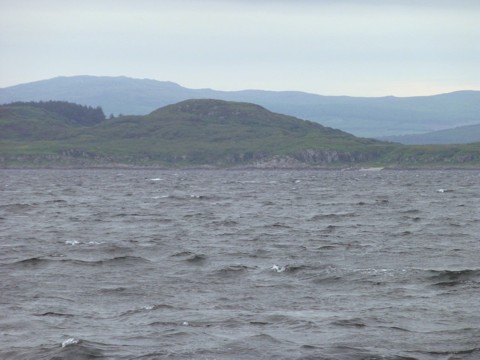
<box><xmin>383</xmin><ymin>143</ymin><xmax>480</xmax><ymax>166</ymax></box>
<box><xmin>82</xmin><ymin>100</ymin><xmax>392</xmax><ymax>165</ymax></box>
<box><xmin>0</xmin><ymin>105</ymin><xmax>76</xmax><ymax>140</ymax></box>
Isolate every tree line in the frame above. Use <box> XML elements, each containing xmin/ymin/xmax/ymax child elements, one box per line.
<box><xmin>9</xmin><ymin>100</ymin><xmax>106</xmax><ymax>126</ymax></box>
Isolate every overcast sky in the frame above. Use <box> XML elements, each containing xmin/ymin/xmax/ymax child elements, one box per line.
<box><xmin>1</xmin><ymin>0</ymin><xmax>479</xmax><ymax>96</ymax></box>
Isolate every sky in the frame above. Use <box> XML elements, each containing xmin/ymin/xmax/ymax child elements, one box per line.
<box><xmin>1</xmin><ymin>0</ymin><xmax>479</xmax><ymax>96</ymax></box>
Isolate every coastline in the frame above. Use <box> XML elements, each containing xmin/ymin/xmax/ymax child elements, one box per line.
<box><xmin>1</xmin><ymin>163</ymin><xmax>480</xmax><ymax>171</ymax></box>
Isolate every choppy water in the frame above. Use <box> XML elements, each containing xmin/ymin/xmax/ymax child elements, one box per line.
<box><xmin>1</xmin><ymin>169</ymin><xmax>479</xmax><ymax>359</ymax></box>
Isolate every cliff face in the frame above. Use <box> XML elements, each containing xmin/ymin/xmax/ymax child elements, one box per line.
<box><xmin>293</xmin><ymin>149</ymin><xmax>376</xmax><ymax>163</ymax></box>
<box><xmin>1</xmin><ymin>148</ymin><xmax>480</xmax><ymax>169</ymax></box>
<box><xmin>0</xmin><ymin>150</ymin><xmax>368</xmax><ymax>168</ymax></box>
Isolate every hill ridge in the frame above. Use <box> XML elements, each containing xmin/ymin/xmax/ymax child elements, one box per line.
<box><xmin>1</xmin><ymin>75</ymin><xmax>479</xmax><ymax>139</ymax></box>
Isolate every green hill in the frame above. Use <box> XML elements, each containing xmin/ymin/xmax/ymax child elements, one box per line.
<box><xmin>87</xmin><ymin>99</ymin><xmax>392</xmax><ymax>166</ymax></box>
<box><xmin>0</xmin><ymin>101</ymin><xmax>105</xmax><ymax>141</ymax></box>
<box><xmin>0</xmin><ymin>99</ymin><xmax>390</xmax><ymax>167</ymax></box>
<box><xmin>1</xmin><ymin>99</ymin><xmax>479</xmax><ymax>168</ymax></box>
<box><xmin>0</xmin><ymin>105</ymin><xmax>73</xmax><ymax>140</ymax></box>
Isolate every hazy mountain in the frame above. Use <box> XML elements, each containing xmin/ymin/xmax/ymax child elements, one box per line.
<box><xmin>1</xmin><ymin>76</ymin><xmax>479</xmax><ymax>138</ymax></box>
<box><xmin>380</xmin><ymin>123</ymin><xmax>480</xmax><ymax>145</ymax></box>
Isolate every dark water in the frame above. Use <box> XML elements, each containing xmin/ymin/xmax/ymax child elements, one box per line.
<box><xmin>1</xmin><ymin>169</ymin><xmax>479</xmax><ymax>359</ymax></box>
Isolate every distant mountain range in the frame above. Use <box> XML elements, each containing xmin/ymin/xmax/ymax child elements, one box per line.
<box><xmin>1</xmin><ymin>75</ymin><xmax>479</xmax><ymax>140</ymax></box>
<box><xmin>381</xmin><ymin>123</ymin><xmax>480</xmax><ymax>145</ymax></box>
<box><xmin>1</xmin><ymin>99</ymin><xmax>479</xmax><ymax>168</ymax></box>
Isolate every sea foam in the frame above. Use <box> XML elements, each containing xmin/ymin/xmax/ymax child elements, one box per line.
<box><xmin>61</xmin><ymin>337</ymin><xmax>80</xmax><ymax>348</ymax></box>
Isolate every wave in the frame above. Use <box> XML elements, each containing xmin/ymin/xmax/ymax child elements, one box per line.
<box><xmin>129</xmin><ymin>351</ymin><xmax>169</xmax><ymax>359</ymax></box>
<box><xmin>400</xmin><ymin>216</ymin><xmax>422</xmax><ymax>222</ymax></box>
<box><xmin>219</xmin><ymin>264</ymin><xmax>252</xmax><ymax>272</ymax></box>
<box><xmin>6</xmin><ymin>255</ymin><xmax>151</xmax><ymax>269</ymax></box>
<box><xmin>426</xmin><ymin>269</ymin><xmax>480</xmax><ymax>287</ymax></box>
<box><xmin>34</xmin><ymin>311</ymin><xmax>74</xmax><ymax>318</ymax></box>
<box><xmin>165</xmin><ymin>193</ymin><xmax>222</xmax><ymax>201</ymax></box>
<box><xmin>330</xmin><ymin>318</ymin><xmax>367</xmax><ymax>328</ymax></box>
<box><xmin>44</xmin><ymin>199</ymin><xmax>68</xmax><ymax>205</ymax></box>
<box><xmin>97</xmin><ymin>286</ymin><xmax>130</xmax><ymax>295</ymax></box>
<box><xmin>112</xmin><ymin>212</ymin><xmax>143</xmax><ymax>217</ymax></box>
<box><xmin>320</xmin><ymin>225</ymin><xmax>339</xmax><ymax>233</ymax></box>
<box><xmin>210</xmin><ymin>219</ymin><xmax>239</xmax><ymax>227</ymax></box>
<box><xmin>310</xmin><ymin>212</ymin><xmax>357</xmax><ymax>221</ymax></box>
<box><xmin>213</xmin><ymin>264</ymin><xmax>255</xmax><ymax>277</ymax></box>
<box><xmin>0</xmin><ymin>203</ymin><xmax>34</xmax><ymax>209</ymax></box>
<box><xmin>310</xmin><ymin>274</ymin><xmax>344</xmax><ymax>284</ymax></box>
<box><xmin>224</xmin><ymin>333</ymin><xmax>286</xmax><ymax>354</ymax></box>
<box><xmin>57</xmin><ymin>338</ymin><xmax>123</xmax><ymax>359</ymax></box>
<box><xmin>171</xmin><ymin>251</ymin><xmax>207</xmax><ymax>264</ymax></box>
<box><xmin>269</xmin><ymin>264</ymin><xmax>310</xmax><ymax>274</ymax></box>
<box><xmin>93</xmin><ymin>256</ymin><xmax>151</xmax><ymax>266</ymax></box>
<box><xmin>400</xmin><ymin>209</ymin><xmax>421</xmax><ymax>214</ymax></box>
<box><xmin>0</xmin><ymin>338</ymin><xmax>111</xmax><ymax>360</ymax></box>
<box><xmin>245</xmin><ymin>333</ymin><xmax>283</xmax><ymax>344</ymax></box>
<box><xmin>321</xmin><ymin>345</ymin><xmax>420</xmax><ymax>360</ymax></box>
<box><xmin>416</xmin><ymin>346</ymin><xmax>480</xmax><ymax>358</ymax></box>
<box><xmin>271</xmin><ymin>264</ymin><xmax>289</xmax><ymax>273</ymax></box>
<box><xmin>184</xmin><ymin>254</ymin><xmax>207</xmax><ymax>263</ymax></box>
<box><xmin>120</xmin><ymin>303</ymin><xmax>176</xmax><ymax>317</ymax></box>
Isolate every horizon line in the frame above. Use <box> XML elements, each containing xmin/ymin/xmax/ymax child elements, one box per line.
<box><xmin>1</xmin><ymin>74</ymin><xmax>478</xmax><ymax>99</ymax></box>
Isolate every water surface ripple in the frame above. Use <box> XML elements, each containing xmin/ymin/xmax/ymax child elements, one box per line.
<box><xmin>1</xmin><ymin>169</ymin><xmax>479</xmax><ymax>359</ymax></box>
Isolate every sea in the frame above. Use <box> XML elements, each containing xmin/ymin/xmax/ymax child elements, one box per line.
<box><xmin>1</xmin><ymin>168</ymin><xmax>479</xmax><ymax>360</ymax></box>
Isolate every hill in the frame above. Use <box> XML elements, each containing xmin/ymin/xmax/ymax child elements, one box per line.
<box><xmin>0</xmin><ymin>99</ymin><xmax>392</xmax><ymax>167</ymax></box>
<box><xmin>380</xmin><ymin>123</ymin><xmax>480</xmax><ymax>145</ymax></box>
<box><xmin>1</xmin><ymin>76</ymin><xmax>479</xmax><ymax>139</ymax></box>
<box><xmin>1</xmin><ymin>99</ymin><xmax>480</xmax><ymax>168</ymax></box>
<box><xmin>0</xmin><ymin>101</ymin><xmax>105</xmax><ymax>140</ymax></box>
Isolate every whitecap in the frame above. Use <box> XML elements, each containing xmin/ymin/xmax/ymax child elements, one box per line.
<box><xmin>61</xmin><ymin>337</ymin><xmax>80</xmax><ymax>348</ymax></box>
<box><xmin>150</xmin><ymin>178</ymin><xmax>163</xmax><ymax>181</ymax></box>
<box><xmin>271</xmin><ymin>264</ymin><xmax>289</xmax><ymax>273</ymax></box>
<box><xmin>65</xmin><ymin>240</ymin><xmax>80</xmax><ymax>245</ymax></box>
<box><xmin>152</xmin><ymin>195</ymin><xmax>169</xmax><ymax>199</ymax></box>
